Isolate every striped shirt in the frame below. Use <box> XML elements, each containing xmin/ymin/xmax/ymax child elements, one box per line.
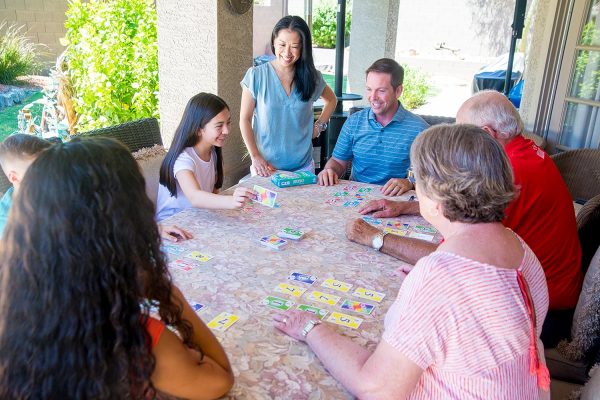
<box><xmin>332</xmin><ymin>102</ymin><xmax>428</xmax><ymax>185</ymax></box>
<box><xmin>382</xmin><ymin>237</ymin><xmax>549</xmax><ymax>399</ymax></box>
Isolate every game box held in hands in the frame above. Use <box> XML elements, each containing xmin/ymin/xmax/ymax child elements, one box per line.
<box><xmin>271</xmin><ymin>171</ymin><xmax>317</xmax><ymax>188</ymax></box>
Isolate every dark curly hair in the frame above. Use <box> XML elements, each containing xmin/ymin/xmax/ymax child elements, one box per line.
<box><xmin>0</xmin><ymin>137</ymin><xmax>197</xmax><ymax>399</ymax></box>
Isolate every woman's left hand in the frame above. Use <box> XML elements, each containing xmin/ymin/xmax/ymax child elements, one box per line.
<box><xmin>159</xmin><ymin>224</ymin><xmax>193</xmax><ymax>242</ymax></box>
<box><xmin>312</xmin><ymin>124</ymin><xmax>322</xmax><ymax>139</ymax></box>
<box><xmin>273</xmin><ymin>310</ymin><xmax>318</xmax><ymax>341</ymax></box>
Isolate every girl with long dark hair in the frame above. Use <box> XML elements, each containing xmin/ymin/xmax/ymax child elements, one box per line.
<box><xmin>240</xmin><ymin>15</ymin><xmax>337</xmax><ymax>176</ymax></box>
<box><xmin>0</xmin><ymin>138</ymin><xmax>234</xmax><ymax>399</ymax></box>
<box><xmin>157</xmin><ymin>92</ymin><xmax>255</xmax><ymax>221</ymax></box>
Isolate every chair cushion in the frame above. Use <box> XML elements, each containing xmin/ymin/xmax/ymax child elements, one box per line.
<box><xmin>545</xmin><ymin>348</ymin><xmax>589</xmax><ymax>384</ymax></box>
<box><xmin>132</xmin><ymin>145</ymin><xmax>166</xmax><ymax>206</ymax></box>
<box><xmin>581</xmin><ymin>363</ymin><xmax>600</xmax><ymax>399</ymax></box>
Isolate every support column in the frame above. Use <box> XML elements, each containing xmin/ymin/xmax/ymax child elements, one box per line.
<box><xmin>347</xmin><ymin>0</ymin><xmax>399</xmax><ymax>107</ymax></box>
<box><xmin>157</xmin><ymin>1</ymin><xmax>253</xmax><ymax>187</ymax></box>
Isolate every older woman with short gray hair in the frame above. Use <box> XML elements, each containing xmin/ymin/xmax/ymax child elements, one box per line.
<box><xmin>273</xmin><ymin>124</ymin><xmax>550</xmax><ymax>399</ymax></box>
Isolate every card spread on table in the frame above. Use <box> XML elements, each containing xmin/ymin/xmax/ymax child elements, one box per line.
<box><xmin>169</xmin><ymin>259</ymin><xmax>197</xmax><ymax>272</ymax></box>
<box><xmin>343</xmin><ymin>184</ymin><xmax>358</xmax><ymax>191</ymax></box>
<box><xmin>408</xmin><ymin>232</ymin><xmax>435</xmax><ymax>242</ymax></box>
<box><xmin>189</xmin><ymin>301</ymin><xmax>207</xmax><ymax>313</ymax></box>
<box><xmin>274</xmin><ymin>283</ymin><xmax>306</xmax><ymax>297</ymax></box>
<box><xmin>343</xmin><ymin>200</ymin><xmax>360</xmax><ymax>207</ymax></box>
<box><xmin>207</xmin><ymin>312</ymin><xmax>239</xmax><ymax>331</ymax></box>
<box><xmin>186</xmin><ymin>251</ymin><xmax>214</xmax><ymax>263</ymax></box>
<box><xmin>321</xmin><ymin>278</ymin><xmax>353</xmax><ymax>293</ymax></box>
<box><xmin>288</xmin><ymin>272</ymin><xmax>317</xmax><ymax>285</ymax></box>
<box><xmin>278</xmin><ymin>227</ymin><xmax>306</xmax><ymax>240</ymax></box>
<box><xmin>385</xmin><ymin>221</ymin><xmax>410</xmax><ymax>230</ymax></box>
<box><xmin>297</xmin><ymin>304</ymin><xmax>328</xmax><ymax>319</ymax></box>
<box><xmin>161</xmin><ymin>243</ymin><xmax>186</xmax><ymax>255</ymax></box>
<box><xmin>353</xmin><ymin>287</ymin><xmax>386</xmax><ymax>303</ymax></box>
<box><xmin>383</xmin><ymin>227</ymin><xmax>408</xmax><ymax>236</ymax></box>
<box><xmin>333</xmin><ymin>191</ymin><xmax>349</xmax><ymax>197</ymax></box>
<box><xmin>327</xmin><ymin>311</ymin><xmax>363</xmax><ymax>329</ymax></box>
<box><xmin>259</xmin><ymin>235</ymin><xmax>288</xmax><ymax>250</ymax></box>
<box><xmin>307</xmin><ymin>290</ymin><xmax>341</xmax><ymax>306</ymax></box>
<box><xmin>357</xmin><ymin>187</ymin><xmax>373</xmax><ymax>193</ymax></box>
<box><xmin>362</xmin><ymin>216</ymin><xmax>382</xmax><ymax>225</ymax></box>
<box><xmin>252</xmin><ymin>185</ymin><xmax>277</xmax><ymax>207</ymax></box>
<box><xmin>413</xmin><ymin>225</ymin><xmax>438</xmax><ymax>234</ymax></box>
<box><xmin>262</xmin><ymin>295</ymin><xmax>294</xmax><ymax>311</ymax></box>
<box><xmin>340</xmin><ymin>299</ymin><xmax>375</xmax><ymax>315</ymax></box>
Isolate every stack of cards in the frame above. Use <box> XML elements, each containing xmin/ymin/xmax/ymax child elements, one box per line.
<box><xmin>278</xmin><ymin>227</ymin><xmax>306</xmax><ymax>240</ymax></box>
<box><xmin>259</xmin><ymin>234</ymin><xmax>288</xmax><ymax>250</ymax></box>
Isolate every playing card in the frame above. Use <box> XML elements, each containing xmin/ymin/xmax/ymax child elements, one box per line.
<box><xmin>413</xmin><ymin>225</ymin><xmax>438</xmax><ymax>234</ymax></box>
<box><xmin>325</xmin><ymin>198</ymin><xmax>340</xmax><ymax>205</ymax></box>
<box><xmin>188</xmin><ymin>301</ymin><xmax>206</xmax><ymax>313</ymax></box>
<box><xmin>169</xmin><ymin>259</ymin><xmax>197</xmax><ymax>272</ymax></box>
<box><xmin>262</xmin><ymin>295</ymin><xmax>294</xmax><ymax>311</ymax></box>
<box><xmin>252</xmin><ymin>185</ymin><xmax>277</xmax><ymax>207</ymax></box>
<box><xmin>333</xmin><ymin>191</ymin><xmax>349</xmax><ymax>197</ymax></box>
<box><xmin>207</xmin><ymin>312</ymin><xmax>239</xmax><ymax>331</ymax></box>
<box><xmin>362</xmin><ymin>216</ymin><xmax>382</xmax><ymax>225</ymax></box>
<box><xmin>343</xmin><ymin>200</ymin><xmax>360</xmax><ymax>207</ymax></box>
<box><xmin>408</xmin><ymin>232</ymin><xmax>435</xmax><ymax>241</ymax></box>
<box><xmin>343</xmin><ymin>184</ymin><xmax>358</xmax><ymax>191</ymax></box>
<box><xmin>274</xmin><ymin>283</ymin><xmax>306</xmax><ymax>297</ymax></box>
<box><xmin>278</xmin><ymin>227</ymin><xmax>306</xmax><ymax>240</ymax></box>
<box><xmin>358</xmin><ymin>187</ymin><xmax>373</xmax><ymax>193</ymax></box>
<box><xmin>161</xmin><ymin>243</ymin><xmax>186</xmax><ymax>255</ymax></box>
<box><xmin>327</xmin><ymin>311</ymin><xmax>363</xmax><ymax>329</ymax></box>
<box><xmin>385</xmin><ymin>221</ymin><xmax>410</xmax><ymax>230</ymax></box>
<box><xmin>383</xmin><ymin>227</ymin><xmax>408</xmax><ymax>236</ymax></box>
<box><xmin>321</xmin><ymin>278</ymin><xmax>353</xmax><ymax>293</ymax></box>
<box><xmin>259</xmin><ymin>235</ymin><xmax>288</xmax><ymax>250</ymax></box>
<box><xmin>307</xmin><ymin>290</ymin><xmax>341</xmax><ymax>306</ymax></box>
<box><xmin>297</xmin><ymin>304</ymin><xmax>329</xmax><ymax>319</ymax></box>
<box><xmin>186</xmin><ymin>251</ymin><xmax>214</xmax><ymax>263</ymax></box>
<box><xmin>353</xmin><ymin>287</ymin><xmax>386</xmax><ymax>303</ymax></box>
<box><xmin>340</xmin><ymin>299</ymin><xmax>375</xmax><ymax>315</ymax></box>
<box><xmin>288</xmin><ymin>272</ymin><xmax>317</xmax><ymax>285</ymax></box>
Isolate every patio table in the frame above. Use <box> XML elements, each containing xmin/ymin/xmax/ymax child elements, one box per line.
<box><xmin>161</xmin><ymin>175</ymin><xmax>442</xmax><ymax>399</ymax></box>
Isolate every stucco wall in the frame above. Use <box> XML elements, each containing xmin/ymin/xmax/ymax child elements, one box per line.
<box><xmin>157</xmin><ymin>1</ymin><xmax>252</xmax><ymax>187</ymax></box>
<box><xmin>0</xmin><ymin>0</ymin><xmax>68</xmax><ymax>62</ymax></box>
<box><xmin>394</xmin><ymin>0</ymin><xmax>516</xmax><ymax>59</ymax></box>
<box><xmin>519</xmin><ymin>0</ymin><xmax>558</xmax><ymax>132</ymax></box>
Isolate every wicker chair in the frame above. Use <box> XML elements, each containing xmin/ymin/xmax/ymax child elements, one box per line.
<box><xmin>0</xmin><ymin>170</ymin><xmax>10</xmax><ymax>196</ymax></box>
<box><xmin>551</xmin><ymin>149</ymin><xmax>600</xmax><ymax>203</ymax></box>
<box><xmin>76</xmin><ymin>118</ymin><xmax>163</xmax><ymax>153</ymax></box>
<box><xmin>577</xmin><ymin>194</ymin><xmax>600</xmax><ymax>274</ymax></box>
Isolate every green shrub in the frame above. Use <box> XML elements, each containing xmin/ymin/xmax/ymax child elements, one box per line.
<box><xmin>312</xmin><ymin>3</ymin><xmax>351</xmax><ymax>48</ymax></box>
<box><xmin>401</xmin><ymin>65</ymin><xmax>432</xmax><ymax>110</ymax></box>
<box><xmin>0</xmin><ymin>22</ymin><xmax>44</xmax><ymax>84</ymax></box>
<box><xmin>64</xmin><ymin>0</ymin><xmax>158</xmax><ymax>131</ymax></box>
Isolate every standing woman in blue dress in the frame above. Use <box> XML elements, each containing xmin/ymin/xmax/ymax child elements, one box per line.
<box><xmin>240</xmin><ymin>15</ymin><xmax>337</xmax><ymax>176</ymax></box>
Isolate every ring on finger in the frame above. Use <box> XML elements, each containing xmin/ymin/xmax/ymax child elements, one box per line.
<box><xmin>283</xmin><ymin>317</ymin><xmax>288</xmax><ymax>324</ymax></box>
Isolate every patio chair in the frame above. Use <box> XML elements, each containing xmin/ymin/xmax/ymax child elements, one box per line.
<box><xmin>577</xmin><ymin>194</ymin><xmax>600</xmax><ymax>275</ymax></box>
<box><xmin>76</xmin><ymin>118</ymin><xmax>163</xmax><ymax>153</ymax></box>
<box><xmin>0</xmin><ymin>172</ymin><xmax>10</xmax><ymax>196</ymax></box>
<box><xmin>551</xmin><ymin>149</ymin><xmax>600</xmax><ymax>203</ymax></box>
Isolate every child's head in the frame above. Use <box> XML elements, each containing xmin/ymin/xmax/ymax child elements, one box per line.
<box><xmin>160</xmin><ymin>93</ymin><xmax>229</xmax><ymax>196</ymax></box>
<box><xmin>0</xmin><ymin>134</ymin><xmax>52</xmax><ymax>191</ymax></box>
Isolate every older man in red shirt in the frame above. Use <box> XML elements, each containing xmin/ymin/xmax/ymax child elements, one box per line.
<box><xmin>347</xmin><ymin>90</ymin><xmax>583</xmax><ymax>347</ymax></box>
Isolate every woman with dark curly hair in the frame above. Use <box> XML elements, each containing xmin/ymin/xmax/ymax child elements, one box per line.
<box><xmin>0</xmin><ymin>138</ymin><xmax>234</xmax><ymax>399</ymax></box>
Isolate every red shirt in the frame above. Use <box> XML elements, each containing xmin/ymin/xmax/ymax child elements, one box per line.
<box><xmin>504</xmin><ymin>135</ymin><xmax>582</xmax><ymax>310</ymax></box>
<box><xmin>145</xmin><ymin>316</ymin><xmax>165</xmax><ymax>349</ymax></box>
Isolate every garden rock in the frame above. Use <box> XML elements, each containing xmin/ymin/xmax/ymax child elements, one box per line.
<box><xmin>0</xmin><ymin>85</ymin><xmax>36</xmax><ymax>112</ymax></box>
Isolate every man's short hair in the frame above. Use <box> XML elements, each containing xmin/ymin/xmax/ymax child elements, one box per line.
<box><xmin>411</xmin><ymin>123</ymin><xmax>515</xmax><ymax>223</ymax></box>
<box><xmin>464</xmin><ymin>90</ymin><xmax>524</xmax><ymax>140</ymax></box>
<box><xmin>365</xmin><ymin>58</ymin><xmax>404</xmax><ymax>88</ymax></box>
<box><xmin>0</xmin><ymin>134</ymin><xmax>52</xmax><ymax>162</ymax></box>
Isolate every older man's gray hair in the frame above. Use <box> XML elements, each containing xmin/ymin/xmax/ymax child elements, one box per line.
<box><xmin>461</xmin><ymin>90</ymin><xmax>524</xmax><ymax>140</ymax></box>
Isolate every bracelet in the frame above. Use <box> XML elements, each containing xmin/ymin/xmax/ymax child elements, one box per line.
<box><xmin>314</xmin><ymin>120</ymin><xmax>328</xmax><ymax>132</ymax></box>
<box><xmin>302</xmin><ymin>319</ymin><xmax>322</xmax><ymax>338</ymax></box>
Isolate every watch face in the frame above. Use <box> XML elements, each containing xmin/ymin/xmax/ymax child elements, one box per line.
<box><xmin>372</xmin><ymin>234</ymin><xmax>383</xmax><ymax>249</ymax></box>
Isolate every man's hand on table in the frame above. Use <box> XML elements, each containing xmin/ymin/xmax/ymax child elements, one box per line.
<box><xmin>317</xmin><ymin>168</ymin><xmax>339</xmax><ymax>186</ymax></box>
<box><xmin>273</xmin><ymin>310</ymin><xmax>326</xmax><ymax>342</ymax></box>
<box><xmin>358</xmin><ymin>199</ymin><xmax>420</xmax><ymax>218</ymax></box>
<box><xmin>381</xmin><ymin>178</ymin><xmax>413</xmax><ymax>196</ymax></box>
<box><xmin>346</xmin><ymin>219</ymin><xmax>381</xmax><ymax>247</ymax></box>
<box><xmin>159</xmin><ymin>224</ymin><xmax>193</xmax><ymax>242</ymax></box>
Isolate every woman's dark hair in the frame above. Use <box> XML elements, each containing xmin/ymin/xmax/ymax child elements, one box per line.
<box><xmin>271</xmin><ymin>15</ymin><xmax>319</xmax><ymax>102</ymax></box>
<box><xmin>0</xmin><ymin>137</ymin><xmax>197</xmax><ymax>399</ymax></box>
<box><xmin>160</xmin><ymin>93</ymin><xmax>228</xmax><ymax>197</ymax></box>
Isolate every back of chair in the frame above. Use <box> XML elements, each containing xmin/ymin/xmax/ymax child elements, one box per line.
<box><xmin>577</xmin><ymin>194</ymin><xmax>600</xmax><ymax>275</ymax></box>
<box><xmin>76</xmin><ymin>118</ymin><xmax>163</xmax><ymax>153</ymax></box>
<box><xmin>0</xmin><ymin>170</ymin><xmax>10</xmax><ymax>197</ymax></box>
<box><xmin>551</xmin><ymin>149</ymin><xmax>600</xmax><ymax>203</ymax></box>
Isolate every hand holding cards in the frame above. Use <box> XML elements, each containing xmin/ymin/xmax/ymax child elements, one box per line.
<box><xmin>252</xmin><ymin>185</ymin><xmax>277</xmax><ymax>207</ymax></box>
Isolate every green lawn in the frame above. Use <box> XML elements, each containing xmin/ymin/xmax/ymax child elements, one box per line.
<box><xmin>0</xmin><ymin>91</ymin><xmax>43</xmax><ymax>142</ymax></box>
<box><xmin>322</xmin><ymin>73</ymin><xmax>348</xmax><ymax>93</ymax></box>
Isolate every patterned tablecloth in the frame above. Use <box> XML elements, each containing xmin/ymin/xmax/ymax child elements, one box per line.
<box><xmin>161</xmin><ymin>176</ymin><xmax>442</xmax><ymax>400</ymax></box>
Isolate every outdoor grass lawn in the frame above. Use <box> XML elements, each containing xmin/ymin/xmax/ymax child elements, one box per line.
<box><xmin>0</xmin><ymin>91</ymin><xmax>43</xmax><ymax>142</ymax></box>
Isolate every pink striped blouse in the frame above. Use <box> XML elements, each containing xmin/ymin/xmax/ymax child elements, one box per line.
<box><xmin>382</xmin><ymin>238</ymin><xmax>549</xmax><ymax>399</ymax></box>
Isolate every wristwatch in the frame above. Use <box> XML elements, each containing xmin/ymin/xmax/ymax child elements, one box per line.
<box><xmin>371</xmin><ymin>231</ymin><xmax>388</xmax><ymax>251</ymax></box>
<box><xmin>314</xmin><ymin>120</ymin><xmax>328</xmax><ymax>132</ymax></box>
<box><xmin>302</xmin><ymin>319</ymin><xmax>322</xmax><ymax>338</ymax></box>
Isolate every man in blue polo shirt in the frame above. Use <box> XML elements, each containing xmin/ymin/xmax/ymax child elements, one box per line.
<box><xmin>317</xmin><ymin>58</ymin><xmax>428</xmax><ymax>196</ymax></box>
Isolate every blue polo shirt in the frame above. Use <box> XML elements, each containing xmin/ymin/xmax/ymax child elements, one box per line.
<box><xmin>0</xmin><ymin>187</ymin><xmax>14</xmax><ymax>238</ymax></box>
<box><xmin>332</xmin><ymin>102</ymin><xmax>428</xmax><ymax>185</ymax></box>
